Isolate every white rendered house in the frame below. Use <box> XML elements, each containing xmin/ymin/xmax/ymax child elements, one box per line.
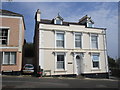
<box><xmin>34</xmin><ymin>9</ymin><xmax>109</xmax><ymax>78</ymax></box>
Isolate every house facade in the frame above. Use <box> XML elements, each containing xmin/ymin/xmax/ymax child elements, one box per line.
<box><xmin>34</xmin><ymin>9</ymin><xmax>109</xmax><ymax>78</ymax></box>
<box><xmin>0</xmin><ymin>9</ymin><xmax>25</xmax><ymax>75</ymax></box>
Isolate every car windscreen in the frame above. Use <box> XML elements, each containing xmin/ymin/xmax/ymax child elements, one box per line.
<box><xmin>25</xmin><ymin>65</ymin><xmax>33</xmax><ymax>68</ymax></box>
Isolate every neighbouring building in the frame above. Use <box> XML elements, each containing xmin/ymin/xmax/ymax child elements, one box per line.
<box><xmin>0</xmin><ymin>9</ymin><xmax>25</xmax><ymax>75</ymax></box>
<box><xmin>34</xmin><ymin>9</ymin><xmax>109</xmax><ymax>78</ymax></box>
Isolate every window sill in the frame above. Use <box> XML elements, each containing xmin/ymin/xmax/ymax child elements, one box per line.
<box><xmin>75</xmin><ymin>47</ymin><xmax>82</xmax><ymax>49</ymax></box>
<box><xmin>2</xmin><ymin>64</ymin><xmax>17</xmax><ymax>66</ymax></box>
<box><xmin>54</xmin><ymin>69</ymin><xmax>67</xmax><ymax>72</ymax></box>
<box><xmin>0</xmin><ymin>45</ymin><xmax>7</xmax><ymax>46</ymax></box>
<box><xmin>74</xmin><ymin>47</ymin><xmax>82</xmax><ymax>49</ymax></box>
<box><xmin>91</xmin><ymin>68</ymin><xmax>101</xmax><ymax>71</ymax></box>
<box><xmin>56</xmin><ymin>47</ymin><xmax>65</xmax><ymax>49</ymax></box>
<box><xmin>91</xmin><ymin>48</ymin><xmax>99</xmax><ymax>50</ymax></box>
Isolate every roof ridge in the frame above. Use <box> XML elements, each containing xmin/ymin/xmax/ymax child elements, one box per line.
<box><xmin>41</xmin><ymin>19</ymin><xmax>78</xmax><ymax>24</ymax></box>
<box><xmin>0</xmin><ymin>9</ymin><xmax>23</xmax><ymax>17</ymax></box>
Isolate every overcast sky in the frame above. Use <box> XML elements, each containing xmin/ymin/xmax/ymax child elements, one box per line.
<box><xmin>1</xmin><ymin>2</ymin><xmax>118</xmax><ymax>59</ymax></box>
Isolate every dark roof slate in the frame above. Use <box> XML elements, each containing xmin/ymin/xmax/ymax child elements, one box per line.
<box><xmin>40</xmin><ymin>19</ymin><xmax>106</xmax><ymax>30</ymax></box>
<box><xmin>0</xmin><ymin>9</ymin><xmax>23</xmax><ymax>17</ymax></box>
<box><xmin>40</xmin><ymin>19</ymin><xmax>81</xmax><ymax>26</ymax></box>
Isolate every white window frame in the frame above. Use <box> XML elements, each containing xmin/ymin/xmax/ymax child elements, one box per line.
<box><xmin>74</xmin><ymin>32</ymin><xmax>82</xmax><ymax>49</ymax></box>
<box><xmin>90</xmin><ymin>33</ymin><xmax>99</xmax><ymax>49</ymax></box>
<box><xmin>55</xmin><ymin>31</ymin><xmax>66</xmax><ymax>48</ymax></box>
<box><xmin>87</xmin><ymin>22</ymin><xmax>94</xmax><ymax>27</ymax></box>
<box><xmin>2</xmin><ymin>52</ymin><xmax>16</xmax><ymax>65</ymax></box>
<box><xmin>0</xmin><ymin>27</ymin><xmax>10</xmax><ymax>46</ymax></box>
<box><xmin>91</xmin><ymin>53</ymin><xmax>100</xmax><ymax>69</ymax></box>
<box><xmin>54</xmin><ymin>18</ymin><xmax>62</xmax><ymax>25</ymax></box>
<box><xmin>55</xmin><ymin>52</ymin><xmax>67</xmax><ymax>71</ymax></box>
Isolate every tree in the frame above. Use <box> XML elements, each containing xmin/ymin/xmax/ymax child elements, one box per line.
<box><xmin>108</xmin><ymin>56</ymin><xmax>117</xmax><ymax>69</ymax></box>
<box><xmin>116</xmin><ymin>58</ymin><xmax>120</xmax><ymax>68</ymax></box>
<box><xmin>24</xmin><ymin>43</ymin><xmax>34</xmax><ymax>57</ymax></box>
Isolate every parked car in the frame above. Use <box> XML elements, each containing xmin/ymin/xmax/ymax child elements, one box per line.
<box><xmin>22</xmin><ymin>64</ymin><xmax>34</xmax><ymax>74</ymax></box>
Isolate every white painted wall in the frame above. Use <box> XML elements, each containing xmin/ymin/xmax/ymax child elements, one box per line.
<box><xmin>38</xmin><ymin>23</ymin><xmax>108</xmax><ymax>75</ymax></box>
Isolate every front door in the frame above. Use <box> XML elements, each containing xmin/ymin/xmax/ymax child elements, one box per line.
<box><xmin>76</xmin><ymin>55</ymin><xmax>81</xmax><ymax>75</ymax></box>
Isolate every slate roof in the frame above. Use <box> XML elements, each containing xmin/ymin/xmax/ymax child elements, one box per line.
<box><xmin>79</xmin><ymin>15</ymin><xmax>94</xmax><ymax>24</ymax></box>
<box><xmin>40</xmin><ymin>19</ymin><xmax>81</xmax><ymax>26</ymax></box>
<box><xmin>40</xmin><ymin>19</ymin><xmax>106</xmax><ymax>30</ymax></box>
<box><xmin>0</xmin><ymin>9</ymin><xmax>23</xmax><ymax>17</ymax></box>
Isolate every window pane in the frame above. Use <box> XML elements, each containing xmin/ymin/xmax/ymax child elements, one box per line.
<box><xmin>92</xmin><ymin>54</ymin><xmax>99</xmax><ymax>68</ymax></box>
<box><xmin>2</xmin><ymin>40</ymin><xmax>7</xmax><ymax>45</ymax></box>
<box><xmin>93</xmin><ymin>62</ymin><xmax>99</xmax><ymax>68</ymax></box>
<box><xmin>75</xmin><ymin>41</ymin><xmax>81</xmax><ymax>47</ymax></box>
<box><xmin>91</xmin><ymin>36</ymin><xmax>98</xmax><ymax>49</ymax></box>
<box><xmin>10</xmin><ymin>52</ymin><xmax>16</xmax><ymax>64</ymax></box>
<box><xmin>2</xmin><ymin>30</ymin><xmax>8</xmax><ymax>37</ymax></box>
<box><xmin>57</xmin><ymin>40</ymin><xmax>64</xmax><ymax>47</ymax></box>
<box><xmin>56</xmin><ymin>20</ymin><xmax>61</xmax><ymax>24</ymax></box>
<box><xmin>57</xmin><ymin>33</ymin><xmax>64</xmax><ymax>40</ymax></box>
<box><xmin>56</xmin><ymin>33</ymin><xmax>64</xmax><ymax>47</ymax></box>
<box><xmin>0</xmin><ymin>40</ymin><xmax>2</xmax><ymax>45</ymax></box>
<box><xmin>57</xmin><ymin>61</ymin><xmax>64</xmax><ymax>69</ymax></box>
<box><xmin>4</xmin><ymin>52</ymin><xmax>10</xmax><ymax>64</ymax></box>
<box><xmin>0</xmin><ymin>29</ymin><xmax>8</xmax><ymax>45</ymax></box>
<box><xmin>88</xmin><ymin>23</ymin><xmax>93</xmax><ymax>27</ymax></box>
<box><xmin>91</xmin><ymin>36</ymin><xmax>97</xmax><ymax>41</ymax></box>
<box><xmin>57</xmin><ymin>54</ymin><xmax>64</xmax><ymax>69</ymax></box>
<box><xmin>57</xmin><ymin>55</ymin><xmax>64</xmax><ymax>61</ymax></box>
<box><xmin>92</xmin><ymin>41</ymin><xmax>98</xmax><ymax>48</ymax></box>
<box><xmin>75</xmin><ymin>34</ymin><xmax>81</xmax><ymax>48</ymax></box>
<box><xmin>0</xmin><ymin>30</ymin><xmax>2</xmax><ymax>36</ymax></box>
<box><xmin>75</xmin><ymin>35</ymin><xmax>81</xmax><ymax>40</ymax></box>
<box><xmin>92</xmin><ymin>55</ymin><xmax>99</xmax><ymax>61</ymax></box>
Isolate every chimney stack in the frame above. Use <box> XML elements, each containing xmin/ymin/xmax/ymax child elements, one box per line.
<box><xmin>35</xmin><ymin>9</ymin><xmax>41</xmax><ymax>22</ymax></box>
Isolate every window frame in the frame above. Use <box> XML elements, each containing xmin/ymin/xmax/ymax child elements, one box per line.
<box><xmin>54</xmin><ymin>18</ymin><xmax>63</xmax><ymax>25</ymax></box>
<box><xmin>0</xmin><ymin>27</ymin><xmax>10</xmax><ymax>46</ymax></box>
<box><xmin>55</xmin><ymin>52</ymin><xmax>67</xmax><ymax>71</ymax></box>
<box><xmin>91</xmin><ymin>53</ymin><xmax>100</xmax><ymax>69</ymax></box>
<box><xmin>2</xmin><ymin>52</ymin><xmax>16</xmax><ymax>65</ymax></box>
<box><xmin>87</xmin><ymin>22</ymin><xmax>93</xmax><ymax>27</ymax></box>
<box><xmin>57</xmin><ymin>53</ymin><xmax>65</xmax><ymax>69</ymax></box>
<box><xmin>0</xmin><ymin>29</ymin><xmax>8</xmax><ymax>45</ymax></box>
<box><xmin>56</xmin><ymin>19</ymin><xmax>62</xmax><ymax>25</ymax></box>
<box><xmin>74</xmin><ymin>32</ymin><xmax>82</xmax><ymax>49</ymax></box>
<box><xmin>55</xmin><ymin>31</ymin><xmax>65</xmax><ymax>48</ymax></box>
<box><xmin>90</xmin><ymin>34</ymin><xmax>98</xmax><ymax>49</ymax></box>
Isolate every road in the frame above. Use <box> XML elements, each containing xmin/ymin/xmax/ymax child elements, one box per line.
<box><xmin>1</xmin><ymin>75</ymin><xmax>120</xmax><ymax>89</ymax></box>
